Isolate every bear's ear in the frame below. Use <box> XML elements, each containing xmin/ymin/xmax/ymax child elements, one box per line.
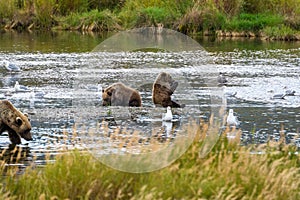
<box><xmin>23</xmin><ymin>113</ymin><xmax>30</xmax><ymax>121</ymax></box>
<box><xmin>16</xmin><ymin>117</ymin><xmax>23</xmax><ymax>126</ymax></box>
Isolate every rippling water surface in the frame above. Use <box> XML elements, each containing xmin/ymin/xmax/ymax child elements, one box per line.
<box><xmin>0</xmin><ymin>31</ymin><xmax>300</xmax><ymax>170</ymax></box>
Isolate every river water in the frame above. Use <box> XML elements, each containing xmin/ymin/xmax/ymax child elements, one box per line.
<box><xmin>0</xmin><ymin>31</ymin><xmax>299</xmax><ymax>170</ymax></box>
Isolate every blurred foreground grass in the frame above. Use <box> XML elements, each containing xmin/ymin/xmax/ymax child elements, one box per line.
<box><xmin>1</xmin><ymin>122</ymin><xmax>299</xmax><ymax>200</ymax></box>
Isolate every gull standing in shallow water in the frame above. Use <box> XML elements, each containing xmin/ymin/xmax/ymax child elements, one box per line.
<box><xmin>162</xmin><ymin>106</ymin><xmax>173</xmax><ymax>121</ymax></box>
<box><xmin>272</xmin><ymin>93</ymin><xmax>286</xmax><ymax>100</ymax></box>
<box><xmin>285</xmin><ymin>90</ymin><xmax>296</xmax><ymax>96</ymax></box>
<box><xmin>217</xmin><ymin>72</ymin><xmax>228</xmax><ymax>85</ymax></box>
<box><xmin>14</xmin><ymin>81</ymin><xmax>30</xmax><ymax>92</ymax></box>
<box><xmin>3</xmin><ymin>60</ymin><xmax>21</xmax><ymax>72</ymax></box>
<box><xmin>226</xmin><ymin>109</ymin><xmax>239</xmax><ymax>127</ymax></box>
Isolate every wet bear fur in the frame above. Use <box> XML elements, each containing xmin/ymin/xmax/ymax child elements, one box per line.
<box><xmin>152</xmin><ymin>72</ymin><xmax>182</xmax><ymax>108</ymax></box>
<box><xmin>0</xmin><ymin>100</ymin><xmax>32</xmax><ymax>144</ymax></box>
<box><xmin>102</xmin><ymin>82</ymin><xmax>142</xmax><ymax>107</ymax></box>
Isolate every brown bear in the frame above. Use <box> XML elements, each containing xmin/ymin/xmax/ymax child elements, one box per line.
<box><xmin>0</xmin><ymin>100</ymin><xmax>32</xmax><ymax>144</ymax></box>
<box><xmin>102</xmin><ymin>82</ymin><xmax>142</xmax><ymax>107</ymax></box>
<box><xmin>152</xmin><ymin>72</ymin><xmax>182</xmax><ymax>108</ymax></box>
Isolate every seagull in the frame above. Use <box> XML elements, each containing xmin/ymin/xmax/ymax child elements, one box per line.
<box><xmin>34</xmin><ymin>91</ymin><xmax>46</xmax><ymax>98</ymax></box>
<box><xmin>14</xmin><ymin>81</ymin><xmax>30</xmax><ymax>92</ymax></box>
<box><xmin>162</xmin><ymin>106</ymin><xmax>173</xmax><ymax>121</ymax></box>
<box><xmin>217</xmin><ymin>72</ymin><xmax>228</xmax><ymax>85</ymax></box>
<box><xmin>226</xmin><ymin>109</ymin><xmax>239</xmax><ymax>126</ymax></box>
<box><xmin>272</xmin><ymin>93</ymin><xmax>286</xmax><ymax>99</ymax></box>
<box><xmin>86</xmin><ymin>84</ymin><xmax>102</xmax><ymax>92</ymax></box>
<box><xmin>3</xmin><ymin>60</ymin><xmax>21</xmax><ymax>72</ymax></box>
<box><xmin>4</xmin><ymin>91</ymin><xmax>13</xmax><ymax>97</ymax></box>
<box><xmin>285</xmin><ymin>90</ymin><xmax>296</xmax><ymax>96</ymax></box>
<box><xmin>225</xmin><ymin>91</ymin><xmax>237</xmax><ymax>98</ymax></box>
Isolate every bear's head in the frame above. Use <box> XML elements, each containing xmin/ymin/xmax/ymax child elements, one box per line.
<box><xmin>154</xmin><ymin>72</ymin><xmax>178</xmax><ymax>94</ymax></box>
<box><xmin>102</xmin><ymin>87</ymin><xmax>114</xmax><ymax>106</ymax></box>
<box><xmin>1</xmin><ymin>100</ymin><xmax>32</xmax><ymax>142</ymax></box>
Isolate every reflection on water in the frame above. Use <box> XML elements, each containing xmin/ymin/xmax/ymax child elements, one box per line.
<box><xmin>0</xmin><ymin>31</ymin><xmax>300</xmax><ymax>170</ymax></box>
<box><xmin>0</xmin><ymin>30</ymin><xmax>108</xmax><ymax>53</ymax></box>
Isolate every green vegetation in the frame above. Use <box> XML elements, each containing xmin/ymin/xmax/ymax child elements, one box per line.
<box><xmin>58</xmin><ymin>9</ymin><xmax>120</xmax><ymax>31</ymax></box>
<box><xmin>0</xmin><ymin>0</ymin><xmax>300</xmax><ymax>37</ymax></box>
<box><xmin>118</xmin><ymin>0</ymin><xmax>192</xmax><ymax>28</ymax></box>
<box><xmin>226</xmin><ymin>13</ymin><xmax>284</xmax><ymax>32</ymax></box>
<box><xmin>263</xmin><ymin>25</ymin><xmax>299</xmax><ymax>40</ymax></box>
<box><xmin>1</xmin><ymin>123</ymin><xmax>300</xmax><ymax>199</ymax></box>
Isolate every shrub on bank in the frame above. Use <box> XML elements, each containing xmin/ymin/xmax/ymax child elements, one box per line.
<box><xmin>225</xmin><ymin>13</ymin><xmax>284</xmax><ymax>32</ymax></box>
<box><xmin>118</xmin><ymin>0</ymin><xmax>193</xmax><ymax>28</ymax></box>
<box><xmin>178</xmin><ymin>1</ymin><xmax>226</xmax><ymax>34</ymax></box>
<box><xmin>263</xmin><ymin>25</ymin><xmax>300</xmax><ymax>40</ymax></box>
<box><xmin>0</xmin><ymin>0</ymin><xmax>15</xmax><ymax>20</ymax></box>
<box><xmin>57</xmin><ymin>9</ymin><xmax>121</xmax><ymax>31</ymax></box>
<box><xmin>34</xmin><ymin>0</ymin><xmax>57</xmax><ymax>29</ymax></box>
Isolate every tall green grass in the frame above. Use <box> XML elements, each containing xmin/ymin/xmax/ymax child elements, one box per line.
<box><xmin>118</xmin><ymin>0</ymin><xmax>193</xmax><ymax>28</ymax></box>
<box><xmin>55</xmin><ymin>0</ymin><xmax>89</xmax><ymax>15</ymax></box>
<box><xmin>177</xmin><ymin>0</ymin><xmax>300</xmax><ymax>37</ymax></box>
<box><xmin>2</xmin><ymin>123</ymin><xmax>300</xmax><ymax>199</ymax></box>
<box><xmin>225</xmin><ymin>13</ymin><xmax>284</xmax><ymax>32</ymax></box>
<box><xmin>33</xmin><ymin>0</ymin><xmax>57</xmax><ymax>28</ymax></box>
<box><xmin>0</xmin><ymin>0</ymin><xmax>15</xmax><ymax>19</ymax></box>
<box><xmin>178</xmin><ymin>0</ymin><xmax>227</xmax><ymax>33</ymax></box>
<box><xmin>263</xmin><ymin>25</ymin><xmax>299</xmax><ymax>40</ymax></box>
<box><xmin>59</xmin><ymin>9</ymin><xmax>121</xmax><ymax>31</ymax></box>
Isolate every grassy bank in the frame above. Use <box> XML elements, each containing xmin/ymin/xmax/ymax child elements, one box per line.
<box><xmin>1</xmin><ymin>123</ymin><xmax>300</xmax><ymax>199</ymax></box>
<box><xmin>0</xmin><ymin>0</ymin><xmax>300</xmax><ymax>40</ymax></box>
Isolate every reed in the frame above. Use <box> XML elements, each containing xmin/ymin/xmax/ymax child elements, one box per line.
<box><xmin>263</xmin><ymin>25</ymin><xmax>299</xmax><ymax>40</ymax></box>
<box><xmin>178</xmin><ymin>0</ymin><xmax>227</xmax><ymax>34</ymax></box>
<box><xmin>118</xmin><ymin>0</ymin><xmax>193</xmax><ymax>28</ymax></box>
<box><xmin>33</xmin><ymin>0</ymin><xmax>56</xmax><ymax>28</ymax></box>
<box><xmin>1</xmin><ymin>121</ymin><xmax>299</xmax><ymax>199</ymax></box>
<box><xmin>0</xmin><ymin>0</ymin><xmax>15</xmax><ymax>19</ymax></box>
<box><xmin>59</xmin><ymin>9</ymin><xmax>121</xmax><ymax>31</ymax></box>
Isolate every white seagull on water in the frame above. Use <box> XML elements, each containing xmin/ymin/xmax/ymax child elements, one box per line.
<box><xmin>3</xmin><ymin>60</ymin><xmax>21</xmax><ymax>72</ymax></box>
<box><xmin>226</xmin><ymin>109</ymin><xmax>239</xmax><ymax>127</ymax></box>
<box><xmin>217</xmin><ymin>72</ymin><xmax>228</xmax><ymax>85</ymax></box>
<box><xmin>162</xmin><ymin>106</ymin><xmax>173</xmax><ymax>121</ymax></box>
<box><xmin>14</xmin><ymin>81</ymin><xmax>30</xmax><ymax>92</ymax></box>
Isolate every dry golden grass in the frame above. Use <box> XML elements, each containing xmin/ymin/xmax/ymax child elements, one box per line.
<box><xmin>0</xmin><ymin>121</ymin><xmax>299</xmax><ymax>199</ymax></box>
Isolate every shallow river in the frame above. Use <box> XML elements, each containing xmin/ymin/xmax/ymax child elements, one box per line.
<box><xmin>0</xmin><ymin>30</ymin><xmax>299</xmax><ymax>170</ymax></box>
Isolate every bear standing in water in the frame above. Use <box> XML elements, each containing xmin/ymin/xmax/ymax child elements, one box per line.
<box><xmin>0</xmin><ymin>100</ymin><xmax>32</xmax><ymax>144</ymax></box>
<box><xmin>102</xmin><ymin>82</ymin><xmax>142</xmax><ymax>107</ymax></box>
<box><xmin>152</xmin><ymin>72</ymin><xmax>182</xmax><ymax>108</ymax></box>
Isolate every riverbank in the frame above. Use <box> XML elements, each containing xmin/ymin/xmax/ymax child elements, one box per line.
<box><xmin>1</xmin><ymin>0</ymin><xmax>300</xmax><ymax>40</ymax></box>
